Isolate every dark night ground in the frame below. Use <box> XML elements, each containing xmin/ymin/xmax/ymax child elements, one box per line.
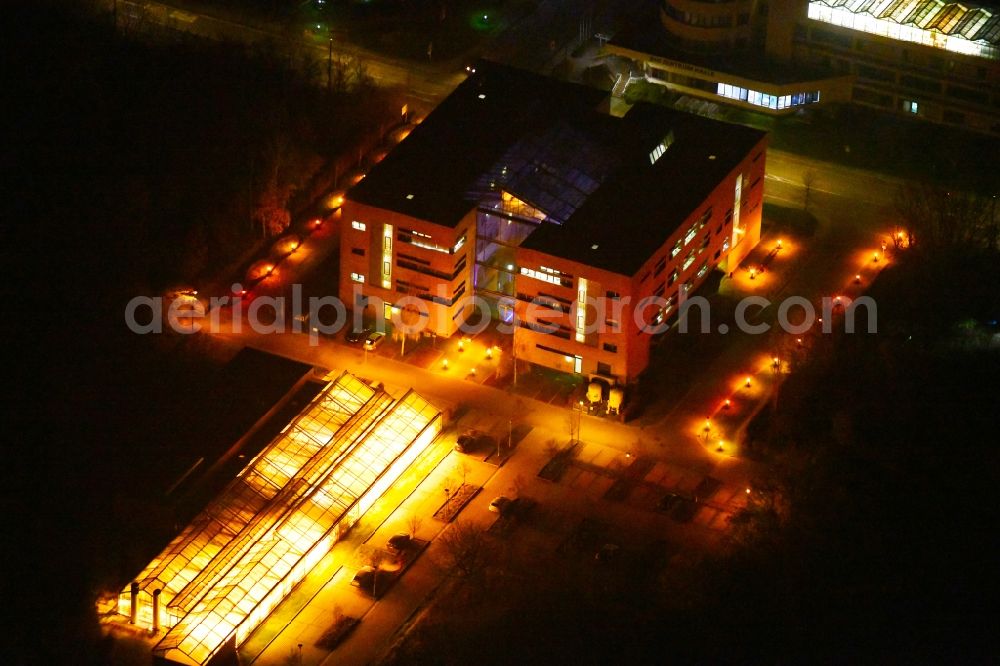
<box><xmin>5</xmin><ymin>3</ymin><xmax>1000</xmax><ymax>665</ymax></box>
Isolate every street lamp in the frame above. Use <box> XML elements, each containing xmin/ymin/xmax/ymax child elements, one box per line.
<box><xmin>499</xmin><ymin>418</ymin><xmax>511</xmax><ymax>461</ymax></box>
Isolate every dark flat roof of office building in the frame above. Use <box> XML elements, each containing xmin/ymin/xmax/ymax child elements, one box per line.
<box><xmin>347</xmin><ymin>63</ymin><xmax>607</xmax><ymax>227</ymax></box>
<box><xmin>349</xmin><ymin>61</ymin><xmax>765</xmax><ymax>276</ymax></box>
<box><xmin>520</xmin><ymin>103</ymin><xmax>765</xmax><ymax>275</ymax></box>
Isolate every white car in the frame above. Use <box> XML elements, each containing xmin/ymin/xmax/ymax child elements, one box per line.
<box><xmin>488</xmin><ymin>496</ymin><xmax>511</xmax><ymax>514</ymax></box>
<box><xmin>363</xmin><ymin>331</ymin><xmax>386</xmax><ymax>351</ymax></box>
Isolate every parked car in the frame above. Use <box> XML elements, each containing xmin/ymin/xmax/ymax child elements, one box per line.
<box><xmin>595</xmin><ymin>543</ymin><xmax>620</xmax><ymax>563</ymax></box>
<box><xmin>656</xmin><ymin>492</ymin><xmax>683</xmax><ymax>513</ymax></box>
<box><xmin>345</xmin><ymin>327</ymin><xmax>370</xmax><ymax>344</ymax></box>
<box><xmin>351</xmin><ymin>566</ymin><xmax>377</xmax><ymax>589</ymax></box>
<box><xmin>488</xmin><ymin>496</ymin><xmax>512</xmax><ymax>515</ymax></box>
<box><xmin>454</xmin><ymin>429</ymin><xmax>482</xmax><ymax>453</ymax></box>
<box><xmin>387</xmin><ymin>533</ymin><xmax>412</xmax><ymax>555</ymax></box>
<box><xmin>363</xmin><ymin>331</ymin><xmax>386</xmax><ymax>351</ymax></box>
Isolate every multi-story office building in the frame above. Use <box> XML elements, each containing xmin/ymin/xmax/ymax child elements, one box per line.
<box><xmin>342</xmin><ymin>62</ymin><xmax>766</xmax><ymax>383</ymax></box>
<box><xmin>607</xmin><ymin>0</ymin><xmax>1000</xmax><ymax>134</ymax></box>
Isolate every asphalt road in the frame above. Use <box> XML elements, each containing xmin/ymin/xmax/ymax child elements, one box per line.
<box><xmin>765</xmin><ymin>148</ymin><xmax>901</xmax><ymax>210</ymax></box>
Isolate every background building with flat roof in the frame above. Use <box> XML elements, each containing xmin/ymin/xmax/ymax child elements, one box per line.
<box><xmin>341</xmin><ymin>62</ymin><xmax>767</xmax><ymax>384</ymax></box>
<box><xmin>607</xmin><ymin>0</ymin><xmax>1000</xmax><ymax>134</ymax></box>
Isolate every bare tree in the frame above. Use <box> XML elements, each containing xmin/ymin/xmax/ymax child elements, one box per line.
<box><xmin>895</xmin><ymin>181</ymin><xmax>999</xmax><ymax>253</ymax></box>
<box><xmin>436</xmin><ymin>520</ymin><xmax>490</xmax><ymax>578</ymax></box>
<box><xmin>802</xmin><ymin>169</ymin><xmax>817</xmax><ymax>212</ymax></box>
<box><xmin>393</xmin><ymin>304</ymin><xmax>421</xmax><ymax>356</ymax></box>
<box><xmin>457</xmin><ymin>460</ymin><xmax>472</xmax><ymax>486</ymax></box>
<box><xmin>405</xmin><ymin>514</ymin><xmax>423</xmax><ymax>539</ymax></box>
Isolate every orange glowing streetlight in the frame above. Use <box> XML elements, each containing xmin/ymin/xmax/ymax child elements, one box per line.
<box><xmin>703</xmin><ymin>418</ymin><xmax>711</xmax><ymax>432</ymax></box>
<box><xmin>313</xmin><ymin>218</ymin><xmax>323</xmax><ymax>229</ymax></box>
<box><xmin>776</xmin><ymin>239</ymin><xmax>783</xmax><ymax>249</ymax></box>
<box><xmin>717</xmin><ymin>440</ymin><xmax>725</xmax><ymax>452</ymax></box>
<box><xmin>441</xmin><ymin>358</ymin><xmax>449</xmax><ymax>370</ymax></box>
<box><xmin>873</xmin><ymin>252</ymin><xmax>880</xmax><ymax>263</ymax></box>
<box><xmin>744</xmin><ymin>376</ymin><xmax>752</xmax><ymax>388</ymax></box>
<box><xmin>723</xmin><ymin>398</ymin><xmax>731</xmax><ymax>410</ymax></box>
<box><xmin>749</xmin><ymin>267</ymin><xmax>757</xmax><ymax>280</ymax></box>
<box><xmin>485</xmin><ymin>347</ymin><xmax>493</xmax><ymax>360</ymax></box>
<box><xmin>457</xmin><ymin>339</ymin><xmax>465</xmax><ymax>352</ymax></box>
<box><xmin>854</xmin><ymin>273</ymin><xmax>861</xmax><ymax>284</ymax></box>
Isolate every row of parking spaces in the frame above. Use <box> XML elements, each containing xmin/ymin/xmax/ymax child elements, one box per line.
<box><xmin>555</xmin><ymin>444</ymin><xmax>748</xmax><ymax>530</ymax></box>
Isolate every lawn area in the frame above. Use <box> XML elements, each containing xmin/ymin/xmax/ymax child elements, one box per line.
<box><xmin>301</xmin><ymin>0</ymin><xmax>533</xmax><ymax>62</ymax></box>
<box><xmin>724</xmin><ymin>104</ymin><xmax>1000</xmax><ymax>192</ymax></box>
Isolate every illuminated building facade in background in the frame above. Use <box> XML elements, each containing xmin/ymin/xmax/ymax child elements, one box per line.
<box><xmin>606</xmin><ymin>0</ymin><xmax>1000</xmax><ymax>134</ymax></box>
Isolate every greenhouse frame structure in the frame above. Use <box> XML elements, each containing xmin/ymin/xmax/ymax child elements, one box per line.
<box><xmin>115</xmin><ymin>372</ymin><xmax>442</xmax><ymax>665</ymax></box>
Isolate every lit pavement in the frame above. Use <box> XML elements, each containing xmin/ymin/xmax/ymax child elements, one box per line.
<box><xmin>194</xmin><ymin>133</ymin><xmax>902</xmax><ymax>663</ymax></box>
<box><xmin>115</xmin><ymin>3</ymin><xmax>905</xmax><ymax>660</ymax></box>
<box><xmin>143</xmin><ymin>6</ymin><xmax>907</xmax><ymax>654</ymax></box>
<box><xmin>241</xmin><ymin>405</ymin><xmax>735</xmax><ymax>666</ymax></box>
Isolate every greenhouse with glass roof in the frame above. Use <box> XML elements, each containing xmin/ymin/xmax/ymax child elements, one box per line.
<box><xmin>111</xmin><ymin>372</ymin><xmax>442</xmax><ymax>665</ymax></box>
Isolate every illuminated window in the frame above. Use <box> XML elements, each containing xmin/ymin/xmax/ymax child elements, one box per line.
<box><xmin>682</xmin><ymin>250</ymin><xmax>695</xmax><ymax>271</ymax></box>
<box><xmin>352</xmin><ymin>220</ymin><xmax>366</xmax><ymax>231</ymax></box>
<box><xmin>648</xmin><ymin>131</ymin><xmax>674</xmax><ymax>165</ymax></box>
<box><xmin>575</xmin><ymin>278</ymin><xmax>588</xmax><ymax>343</ymax></box>
<box><xmin>520</xmin><ymin>266</ymin><xmax>564</xmax><ymax>286</ymax></box>
<box><xmin>351</xmin><ymin>272</ymin><xmax>365</xmax><ymax>283</ymax></box>
<box><xmin>671</xmin><ymin>239</ymin><xmax>683</xmax><ymax>258</ymax></box>
<box><xmin>732</xmin><ymin>174</ymin><xmax>743</xmax><ymax>242</ymax></box>
<box><xmin>684</xmin><ymin>225</ymin><xmax>698</xmax><ymax>246</ymax></box>
<box><xmin>381</xmin><ymin>224</ymin><xmax>393</xmax><ymax>289</ymax></box>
